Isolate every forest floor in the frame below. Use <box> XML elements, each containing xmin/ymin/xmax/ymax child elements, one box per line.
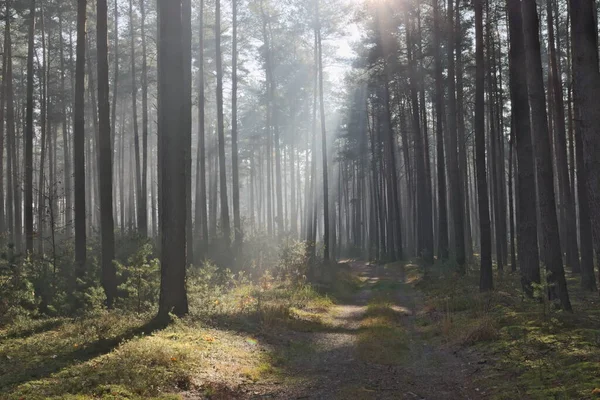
<box><xmin>210</xmin><ymin>260</ymin><xmax>487</xmax><ymax>400</ymax></box>
<box><xmin>2</xmin><ymin>261</ymin><xmax>600</xmax><ymax>399</ymax></box>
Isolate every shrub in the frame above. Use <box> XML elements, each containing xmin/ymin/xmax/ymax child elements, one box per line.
<box><xmin>116</xmin><ymin>244</ymin><xmax>161</xmax><ymax>313</ymax></box>
<box><xmin>0</xmin><ymin>247</ymin><xmax>37</xmax><ymax>323</ymax></box>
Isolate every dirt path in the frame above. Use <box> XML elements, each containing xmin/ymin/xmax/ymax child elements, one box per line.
<box><xmin>244</xmin><ymin>261</ymin><xmax>487</xmax><ymax>399</ymax></box>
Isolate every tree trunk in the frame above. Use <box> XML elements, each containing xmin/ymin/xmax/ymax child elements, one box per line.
<box><xmin>58</xmin><ymin>11</ymin><xmax>72</xmax><ymax>236</ymax></box>
<box><xmin>74</xmin><ymin>0</ymin><xmax>87</xmax><ymax>282</ymax></box>
<box><xmin>194</xmin><ymin>0</ymin><xmax>209</xmax><ymax>258</ymax></box>
<box><xmin>232</xmin><ymin>0</ymin><xmax>242</xmax><ymax>253</ymax></box>
<box><xmin>97</xmin><ymin>0</ymin><xmax>117</xmax><ymax>308</ymax></box>
<box><xmin>547</xmin><ymin>0</ymin><xmax>580</xmax><ymax>274</ymax></box>
<box><xmin>316</xmin><ymin>0</ymin><xmax>331</xmax><ymax>262</ymax></box>
<box><xmin>406</xmin><ymin>13</ymin><xmax>433</xmax><ymax>265</ymax></box>
<box><xmin>506</xmin><ymin>0</ymin><xmax>540</xmax><ymax>295</ymax></box>
<box><xmin>475</xmin><ymin>0</ymin><xmax>493</xmax><ymax>291</ymax></box>
<box><xmin>140</xmin><ymin>0</ymin><xmax>149</xmax><ymax>238</ymax></box>
<box><xmin>157</xmin><ymin>0</ymin><xmax>188</xmax><ymax>321</ymax></box>
<box><xmin>129</xmin><ymin>0</ymin><xmax>145</xmax><ymax>236</ymax></box>
<box><xmin>37</xmin><ymin>6</ymin><xmax>47</xmax><ymax>255</ymax></box>
<box><xmin>569</xmin><ymin>0</ymin><xmax>600</xmax><ymax>291</ymax></box>
<box><xmin>446</xmin><ymin>0</ymin><xmax>465</xmax><ymax>269</ymax></box>
<box><xmin>522</xmin><ymin>0</ymin><xmax>571</xmax><ymax>311</ymax></box>
<box><xmin>25</xmin><ymin>0</ymin><xmax>35</xmax><ymax>254</ymax></box>
<box><xmin>215</xmin><ymin>0</ymin><xmax>230</xmax><ymax>247</ymax></box>
<box><xmin>433</xmin><ymin>0</ymin><xmax>448</xmax><ymax>261</ymax></box>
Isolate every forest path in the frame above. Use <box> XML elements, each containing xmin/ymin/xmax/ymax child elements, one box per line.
<box><xmin>247</xmin><ymin>261</ymin><xmax>486</xmax><ymax>399</ymax></box>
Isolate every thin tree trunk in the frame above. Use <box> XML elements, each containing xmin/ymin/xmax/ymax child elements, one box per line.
<box><xmin>215</xmin><ymin>0</ymin><xmax>230</xmax><ymax>247</ymax></box>
<box><xmin>433</xmin><ymin>0</ymin><xmax>448</xmax><ymax>261</ymax></box>
<box><xmin>316</xmin><ymin>0</ymin><xmax>331</xmax><ymax>262</ymax></box>
<box><xmin>232</xmin><ymin>0</ymin><xmax>242</xmax><ymax>253</ymax></box>
<box><xmin>140</xmin><ymin>0</ymin><xmax>149</xmax><ymax>238</ymax></box>
<box><xmin>475</xmin><ymin>0</ymin><xmax>493</xmax><ymax>291</ymax></box>
<box><xmin>129</xmin><ymin>0</ymin><xmax>145</xmax><ymax>236</ymax></box>
<box><xmin>25</xmin><ymin>0</ymin><xmax>35</xmax><ymax>254</ymax></box>
<box><xmin>547</xmin><ymin>0</ymin><xmax>580</xmax><ymax>274</ymax></box>
<box><xmin>74</xmin><ymin>0</ymin><xmax>87</xmax><ymax>282</ymax></box>
<box><xmin>194</xmin><ymin>0</ymin><xmax>209</xmax><ymax>257</ymax></box>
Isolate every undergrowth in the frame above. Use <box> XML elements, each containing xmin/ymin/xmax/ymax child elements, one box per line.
<box><xmin>412</xmin><ymin>261</ymin><xmax>600</xmax><ymax>400</ymax></box>
<box><xmin>0</xmin><ymin>253</ymin><xmax>351</xmax><ymax>399</ymax></box>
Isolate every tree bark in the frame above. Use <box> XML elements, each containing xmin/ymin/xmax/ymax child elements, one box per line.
<box><xmin>569</xmin><ymin>0</ymin><xmax>600</xmax><ymax>291</ymax></box>
<box><xmin>25</xmin><ymin>0</ymin><xmax>35</xmax><ymax>254</ymax></box>
<box><xmin>231</xmin><ymin>0</ymin><xmax>242</xmax><ymax>255</ymax></box>
<box><xmin>194</xmin><ymin>0</ymin><xmax>209</xmax><ymax>258</ymax></box>
<box><xmin>433</xmin><ymin>0</ymin><xmax>449</xmax><ymax>261</ymax></box>
<box><xmin>547</xmin><ymin>0</ymin><xmax>580</xmax><ymax>274</ymax></box>
<box><xmin>522</xmin><ymin>0</ymin><xmax>571</xmax><ymax>311</ymax></box>
<box><xmin>157</xmin><ymin>0</ymin><xmax>189</xmax><ymax>321</ymax></box>
<box><xmin>215</xmin><ymin>0</ymin><xmax>230</xmax><ymax>247</ymax></box>
<box><xmin>97</xmin><ymin>0</ymin><xmax>117</xmax><ymax>308</ymax></box>
<box><xmin>74</xmin><ymin>0</ymin><xmax>87</xmax><ymax>281</ymax></box>
<box><xmin>475</xmin><ymin>0</ymin><xmax>493</xmax><ymax>291</ymax></box>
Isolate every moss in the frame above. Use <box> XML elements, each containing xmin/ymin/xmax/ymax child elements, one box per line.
<box><xmin>414</xmin><ymin>264</ymin><xmax>600</xmax><ymax>400</ymax></box>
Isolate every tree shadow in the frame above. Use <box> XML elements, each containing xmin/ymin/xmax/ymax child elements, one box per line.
<box><xmin>0</xmin><ymin>318</ymin><xmax>165</xmax><ymax>393</ymax></box>
<box><xmin>0</xmin><ymin>318</ymin><xmax>66</xmax><ymax>341</ymax></box>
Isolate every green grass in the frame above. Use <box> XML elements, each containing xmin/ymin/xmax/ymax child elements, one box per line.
<box><xmin>356</xmin><ymin>280</ymin><xmax>409</xmax><ymax>365</ymax></box>
<box><xmin>412</xmin><ymin>263</ymin><xmax>600</xmax><ymax>400</ymax></box>
<box><xmin>0</xmin><ymin>277</ymin><xmax>338</xmax><ymax>399</ymax></box>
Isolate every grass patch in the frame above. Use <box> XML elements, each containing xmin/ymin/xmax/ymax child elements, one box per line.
<box><xmin>327</xmin><ymin>268</ymin><xmax>362</xmax><ymax>302</ymax></box>
<box><xmin>1</xmin><ymin>316</ymin><xmax>274</xmax><ymax>399</ymax></box>
<box><xmin>412</xmin><ymin>262</ymin><xmax>600</xmax><ymax>400</ymax></box>
<box><xmin>1</xmin><ymin>275</ymin><xmax>337</xmax><ymax>399</ymax></box>
<box><xmin>357</xmin><ymin>298</ymin><xmax>409</xmax><ymax>365</ymax></box>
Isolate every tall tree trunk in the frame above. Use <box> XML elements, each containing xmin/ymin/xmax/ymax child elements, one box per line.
<box><xmin>507</xmin><ymin>0</ymin><xmax>540</xmax><ymax>296</ymax></box>
<box><xmin>129</xmin><ymin>0</ymin><xmax>145</xmax><ymax>236</ymax></box>
<box><xmin>111</xmin><ymin>0</ymin><xmax>118</xmax><ymax>153</ymax></box>
<box><xmin>475</xmin><ymin>0</ymin><xmax>493</xmax><ymax>291</ymax></box>
<box><xmin>157</xmin><ymin>0</ymin><xmax>188</xmax><ymax>321</ymax></box>
<box><xmin>232</xmin><ymin>0</ymin><xmax>241</xmax><ymax>253</ymax></box>
<box><xmin>58</xmin><ymin>11</ymin><xmax>72</xmax><ymax>236</ymax></box>
<box><xmin>455</xmin><ymin>0</ymin><xmax>472</xmax><ymax>261</ymax></box>
<box><xmin>547</xmin><ymin>0</ymin><xmax>580</xmax><ymax>274</ymax></box>
<box><xmin>6</xmin><ymin>8</ymin><xmax>14</xmax><ymax>245</ymax></box>
<box><xmin>74</xmin><ymin>0</ymin><xmax>87</xmax><ymax>282</ymax></box>
<box><xmin>522</xmin><ymin>0</ymin><xmax>571</xmax><ymax>311</ymax></box>
<box><xmin>433</xmin><ymin>0</ymin><xmax>449</xmax><ymax>261</ymax></box>
<box><xmin>182</xmin><ymin>0</ymin><xmax>193</xmax><ymax>264</ymax></box>
<box><xmin>140</xmin><ymin>0</ymin><xmax>149</xmax><ymax>238</ymax></box>
<box><xmin>37</xmin><ymin>6</ymin><xmax>47</xmax><ymax>255</ymax></box>
<box><xmin>0</xmin><ymin>15</ymin><xmax>6</xmax><ymax>235</ymax></box>
<box><xmin>25</xmin><ymin>0</ymin><xmax>35</xmax><ymax>254</ymax></box>
<box><xmin>215</xmin><ymin>0</ymin><xmax>230</xmax><ymax>247</ymax></box>
<box><xmin>446</xmin><ymin>0</ymin><xmax>465</xmax><ymax>269</ymax></box>
<box><xmin>97</xmin><ymin>0</ymin><xmax>117</xmax><ymax>308</ymax></box>
<box><xmin>406</xmin><ymin>13</ymin><xmax>433</xmax><ymax>265</ymax></box>
<box><xmin>194</xmin><ymin>0</ymin><xmax>209</xmax><ymax>258</ymax></box>
<box><xmin>316</xmin><ymin>0</ymin><xmax>331</xmax><ymax>262</ymax></box>
<box><xmin>569</xmin><ymin>0</ymin><xmax>600</xmax><ymax>291</ymax></box>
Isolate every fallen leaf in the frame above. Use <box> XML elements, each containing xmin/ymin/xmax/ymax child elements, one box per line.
<box><xmin>203</xmin><ymin>335</ymin><xmax>216</xmax><ymax>342</ymax></box>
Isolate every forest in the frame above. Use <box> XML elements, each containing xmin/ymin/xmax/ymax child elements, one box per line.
<box><xmin>1</xmin><ymin>0</ymin><xmax>600</xmax><ymax>398</ymax></box>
